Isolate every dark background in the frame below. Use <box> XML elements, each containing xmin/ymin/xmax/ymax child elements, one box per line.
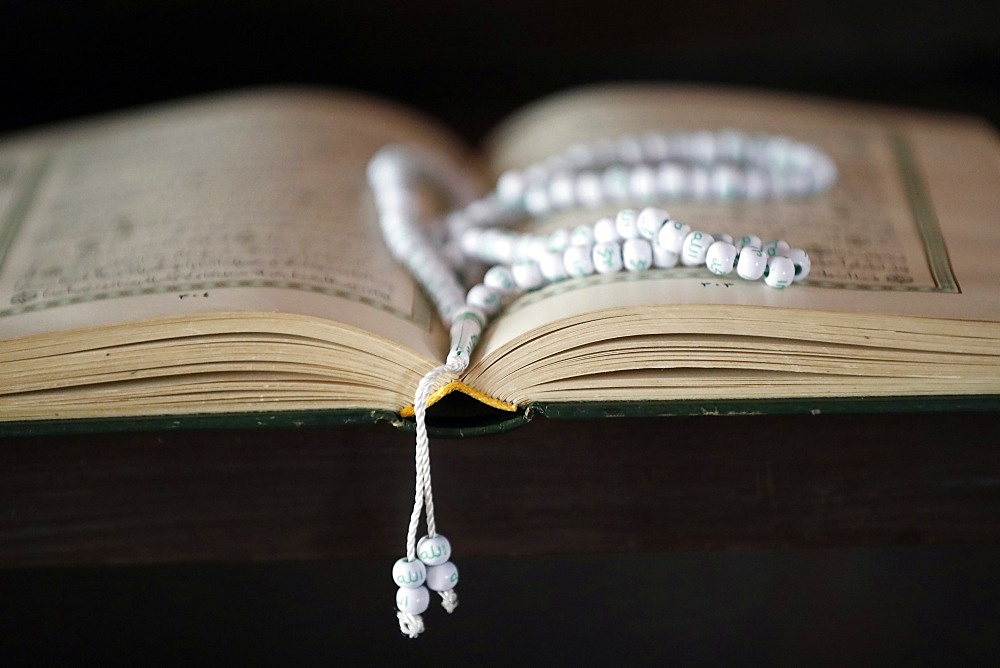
<box><xmin>2</xmin><ymin>1</ymin><xmax>999</xmax><ymax>664</ymax></box>
<box><xmin>1</xmin><ymin>1</ymin><xmax>998</xmax><ymax>141</ymax></box>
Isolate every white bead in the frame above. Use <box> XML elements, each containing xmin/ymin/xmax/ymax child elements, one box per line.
<box><xmin>622</xmin><ymin>238</ymin><xmax>653</xmax><ymax>272</ymax></box>
<box><xmin>763</xmin><ymin>239</ymin><xmax>791</xmax><ymax>258</ymax></box>
<box><xmin>710</xmin><ymin>164</ymin><xmax>744</xmax><ymax>199</ymax></box>
<box><xmin>523</xmin><ymin>184</ymin><xmax>551</xmax><ymax>216</ymax></box>
<box><xmin>539</xmin><ymin>250</ymin><xmax>569</xmax><ymax>282</ymax></box>
<box><xmin>736</xmin><ymin>247</ymin><xmax>767</xmax><ymax>281</ymax></box>
<box><xmin>563</xmin><ymin>244</ymin><xmax>595</xmax><ymax>277</ymax></box>
<box><xmin>466</xmin><ymin>284</ymin><xmax>502</xmax><ymax>316</ymax></box>
<box><xmin>765</xmin><ymin>255</ymin><xmax>795</xmax><ymax>288</ymax></box>
<box><xmin>786</xmin><ymin>248</ymin><xmax>812</xmax><ymax>281</ymax></box>
<box><xmin>601</xmin><ymin>165</ymin><xmax>631</xmax><ymax>202</ymax></box>
<box><xmin>614</xmin><ymin>209</ymin><xmax>640</xmax><ymax>239</ymax></box>
<box><xmin>483</xmin><ymin>265</ymin><xmax>517</xmax><ymax>295</ymax></box>
<box><xmin>393</xmin><ymin>558</ymin><xmax>427</xmax><ymax>588</ymax></box>
<box><xmin>548</xmin><ymin>171</ymin><xmax>576</xmax><ymax>209</ymax></box>
<box><xmin>570</xmin><ymin>225</ymin><xmax>594</xmax><ymax>247</ymax></box>
<box><xmin>706</xmin><ymin>241</ymin><xmax>738</xmax><ymax>275</ymax></box>
<box><xmin>426</xmin><ymin>562</ymin><xmax>460</xmax><ymax>592</ymax></box>
<box><xmin>681</xmin><ymin>231</ymin><xmax>714</xmax><ymax>266</ymax></box>
<box><xmin>652</xmin><ymin>239</ymin><xmax>680</xmax><ymax>268</ymax></box>
<box><xmin>689</xmin><ymin>167</ymin><xmax>711</xmax><ymax>200</ymax></box>
<box><xmin>593</xmin><ymin>217</ymin><xmax>619</xmax><ymax>243</ymax></box>
<box><xmin>628</xmin><ymin>164</ymin><xmax>657</xmax><ymax>200</ymax></box>
<box><xmin>575</xmin><ymin>171</ymin><xmax>604</xmax><ymax>208</ymax></box>
<box><xmin>712</xmin><ymin>233</ymin><xmax>734</xmax><ymax>246</ymax></box>
<box><xmin>366</xmin><ymin>150</ymin><xmax>404</xmax><ymax>188</ymax></box>
<box><xmin>466</xmin><ymin>199</ymin><xmax>504</xmax><ymax>226</ymax></box>
<box><xmin>690</xmin><ymin>130</ymin><xmax>716</xmax><ymax>162</ymax></box>
<box><xmin>511</xmin><ymin>259</ymin><xmax>544</xmax><ymax>290</ymax></box>
<box><xmin>636</xmin><ymin>207</ymin><xmax>670</xmax><ymax>240</ymax></box>
<box><xmin>417</xmin><ymin>534</ymin><xmax>452</xmax><ymax>565</ymax></box>
<box><xmin>592</xmin><ymin>241</ymin><xmax>623</xmax><ymax>274</ymax></box>
<box><xmin>547</xmin><ymin>228</ymin><xmax>571</xmax><ymax>252</ymax></box>
<box><xmin>396</xmin><ymin>586</ymin><xmax>431</xmax><ymax>614</ymax></box>
<box><xmin>482</xmin><ymin>230</ymin><xmax>514</xmax><ymax>263</ymax></box>
<box><xmin>458</xmin><ymin>227</ymin><xmax>482</xmax><ymax>255</ymax></box>
<box><xmin>655</xmin><ymin>162</ymin><xmax>687</xmax><ymax>198</ymax></box>
<box><xmin>737</xmin><ymin>234</ymin><xmax>762</xmax><ymax>250</ymax></box>
<box><xmin>525</xmin><ymin>236</ymin><xmax>549</xmax><ymax>261</ymax></box>
<box><xmin>715</xmin><ymin>130</ymin><xmax>745</xmax><ymax>161</ymax></box>
<box><xmin>496</xmin><ymin>170</ymin><xmax>525</xmax><ymax>204</ymax></box>
<box><xmin>657</xmin><ymin>220</ymin><xmax>691</xmax><ymax>254</ymax></box>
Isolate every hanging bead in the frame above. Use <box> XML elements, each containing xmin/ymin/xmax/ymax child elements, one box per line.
<box><xmin>417</xmin><ymin>534</ymin><xmax>452</xmax><ymax>566</ymax></box>
<box><xmin>396</xmin><ymin>585</ymin><xmax>431</xmax><ymax>614</ymax></box>
<box><xmin>426</xmin><ymin>562</ymin><xmax>459</xmax><ymax>592</ymax></box>
<box><xmin>393</xmin><ymin>557</ymin><xmax>427</xmax><ymax>588</ymax></box>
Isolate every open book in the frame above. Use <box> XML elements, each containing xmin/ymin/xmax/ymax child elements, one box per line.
<box><xmin>2</xmin><ymin>84</ymin><xmax>999</xmax><ymax>429</ymax></box>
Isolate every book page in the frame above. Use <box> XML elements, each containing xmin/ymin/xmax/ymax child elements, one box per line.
<box><xmin>0</xmin><ymin>88</ymin><xmax>464</xmax><ymax>362</ymax></box>
<box><xmin>476</xmin><ymin>84</ymin><xmax>1000</xmax><ymax>361</ymax></box>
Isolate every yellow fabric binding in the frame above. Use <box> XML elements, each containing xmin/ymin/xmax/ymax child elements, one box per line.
<box><xmin>399</xmin><ymin>380</ymin><xmax>518</xmax><ymax>418</ymax></box>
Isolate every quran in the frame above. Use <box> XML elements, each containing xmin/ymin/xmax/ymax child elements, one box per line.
<box><xmin>2</xmin><ymin>83</ymin><xmax>999</xmax><ymax>428</ymax></box>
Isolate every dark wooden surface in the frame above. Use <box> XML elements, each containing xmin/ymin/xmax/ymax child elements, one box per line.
<box><xmin>3</xmin><ymin>410</ymin><xmax>998</xmax><ymax>568</ymax></box>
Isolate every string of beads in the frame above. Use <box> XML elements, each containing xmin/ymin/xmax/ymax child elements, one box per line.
<box><xmin>367</xmin><ymin>130</ymin><xmax>836</xmax><ymax>637</ymax></box>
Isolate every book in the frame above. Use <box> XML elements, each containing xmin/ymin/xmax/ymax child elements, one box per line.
<box><xmin>1</xmin><ymin>83</ymin><xmax>999</xmax><ymax>431</ymax></box>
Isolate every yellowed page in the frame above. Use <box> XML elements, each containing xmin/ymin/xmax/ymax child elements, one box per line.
<box><xmin>0</xmin><ymin>88</ymin><xmax>465</xmax><ymax>363</ymax></box>
<box><xmin>475</xmin><ymin>84</ymin><xmax>1000</xmax><ymax>365</ymax></box>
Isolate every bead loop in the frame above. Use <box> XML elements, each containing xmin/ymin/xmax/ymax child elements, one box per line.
<box><xmin>368</xmin><ymin>130</ymin><xmax>835</xmax><ymax>638</ymax></box>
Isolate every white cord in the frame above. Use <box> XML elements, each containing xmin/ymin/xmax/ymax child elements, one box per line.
<box><xmin>405</xmin><ymin>359</ymin><xmax>465</xmax><ymax>561</ymax></box>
